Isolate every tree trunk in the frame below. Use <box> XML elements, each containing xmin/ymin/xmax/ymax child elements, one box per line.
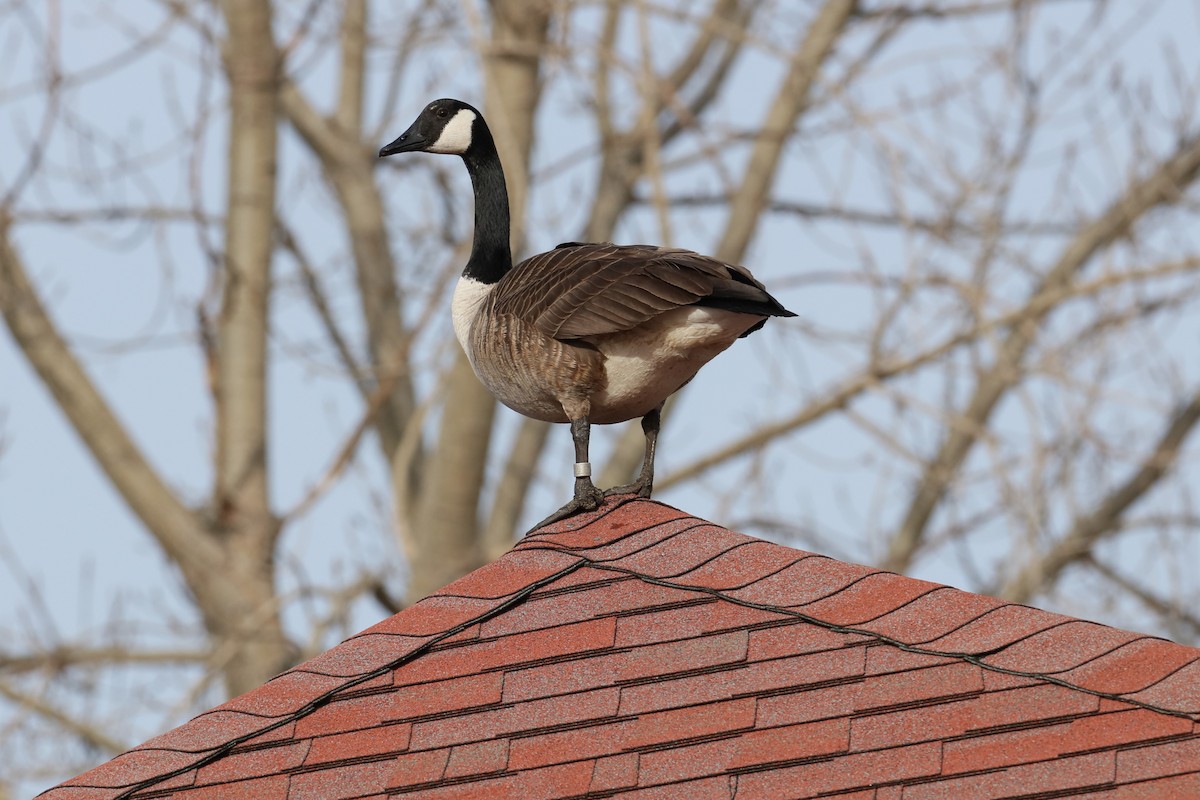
<box><xmin>208</xmin><ymin>0</ymin><xmax>293</xmax><ymax>695</ymax></box>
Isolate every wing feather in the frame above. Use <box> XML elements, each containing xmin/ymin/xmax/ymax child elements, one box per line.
<box><xmin>491</xmin><ymin>243</ymin><xmax>789</xmax><ymax>340</ymax></box>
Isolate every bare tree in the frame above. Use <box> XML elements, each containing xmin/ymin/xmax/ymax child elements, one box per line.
<box><xmin>2</xmin><ymin>0</ymin><xmax>1200</xmax><ymax>792</ymax></box>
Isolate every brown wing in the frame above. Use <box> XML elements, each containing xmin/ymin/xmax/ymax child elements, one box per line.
<box><xmin>491</xmin><ymin>243</ymin><xmax>791</xmax><ymax>340</ymax></box>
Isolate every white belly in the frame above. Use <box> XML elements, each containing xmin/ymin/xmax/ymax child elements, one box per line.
<box><xmin>588</xmin><ymin>306</ymin><xmax>762</xmax><ymax>423</ymax></box>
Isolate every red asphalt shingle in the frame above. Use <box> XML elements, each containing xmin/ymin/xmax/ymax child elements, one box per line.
<box><xmin>40</xmin><ymin>498</ymin><xmax>1200</xmax><ymax>799</ymax></box>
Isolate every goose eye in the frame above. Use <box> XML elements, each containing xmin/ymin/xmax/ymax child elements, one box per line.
<box><xmin>437</xmin><ymin>108</ymin><xmax>448</xmax><ymax>118</ymax></box>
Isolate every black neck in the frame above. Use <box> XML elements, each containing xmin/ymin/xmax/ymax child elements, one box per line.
<box><xmin>460</xmin><ymin>123</ymin><xmax>512</xmax><ymax>284</ymax></box>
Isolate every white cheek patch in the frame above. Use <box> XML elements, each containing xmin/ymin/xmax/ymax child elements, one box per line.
<box><xmin>429</xmin><ymin>109</ymin><xmax>476</xmax><ymax>154</ymax></box>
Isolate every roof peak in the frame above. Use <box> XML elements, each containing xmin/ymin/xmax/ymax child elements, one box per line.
<box><xmin>43</xmin><ymin>498</ymin><xmax>1200</xmax><ymax>799</ymax></box>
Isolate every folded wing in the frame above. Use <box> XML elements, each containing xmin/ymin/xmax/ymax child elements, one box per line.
<box><xmin>492</xmin><ymin>242</ymin><xmax>794</xmax><ymax>341</ymax></box>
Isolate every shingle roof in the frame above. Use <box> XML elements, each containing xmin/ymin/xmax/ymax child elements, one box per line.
<box><xmin>42</xmin><ymin>498</ymin><xmax>1200</xmax><ymax>799</ymax></box>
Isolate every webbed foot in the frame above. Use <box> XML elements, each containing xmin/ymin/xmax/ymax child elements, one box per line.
<box><xmin>531</xmin><ymin>481</ymin><xmax>605</xmax><ymax>531</ymax></box>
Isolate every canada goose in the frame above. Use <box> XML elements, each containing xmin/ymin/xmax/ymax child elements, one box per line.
<box><xmin>380</xmin><ymin>99</ymin><xmax>795</xmax><ymax>528</ymax></box>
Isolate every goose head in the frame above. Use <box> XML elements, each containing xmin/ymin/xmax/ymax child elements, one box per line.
<box><xmin>379</xmin><ymin>98</ymin><xmax>482</xmax><ymax>158</ymax></box>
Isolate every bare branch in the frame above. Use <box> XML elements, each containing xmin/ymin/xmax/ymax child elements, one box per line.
<box><xmin>1000</xmin><ymin>389</ymin><xmax>1200</xmax><ymax>603</ymax></box>
<box><xmin>0</xmin><ymin>679</ymin><xmax>127</xmax><ymax>755</ymax></box>
<box><xmin>632</xmin><ymin>193</ymin><xmax>1078</xmax><ymax>237</ymax></box>
<box><xmin>13</xmin><ymin>207</ymin><xmax>221</xmax><ymax>225</ymax></box>
<box><xmin>584</xmin><ymin>0</ymin><xmax>757</xmax><ymax>242</ymax></box>
<box><xmin>282</xmin><ymin>365</ymin><xmax>417</xmax><ymax>524</ymax></box>
<box><xmin>636</xmin><ymin>0</ymin><xmax>673</xmax><ymax>244</ymax></box>
<box><xmin>1087</xmin><ymin>556</ymin><xmax>1200</xmax><ymax>643</ymax></box>
<box><xmin>0</xmin><ymin>0</ymin><xmax>62</xmax><ymax>209</ymax></box>
<box><xmin>277</xmin><ymin>223</ymin><xmax>364</xmax><ymax>385</ymax></box>
<box><xmin>280</xmin><ymin>82</ymin><xmax>418</xmax><ymax>465</ymax></box>
<box><xmin>657</xmin><ymin>257</ymin><xmax>1200</xmax><ymax>491</ymax></box>
<box><xmin>0</xmin><ymin>647</ymin><xmax>207</xmax><ymax>675</ymax></box>
<box><xmin>886</xmin><ymin>132</ymin><xmax>1200</xmax><ymax>571</ymax></box>
<box><xmin>714</xmin><ymin>0</ymin><xmax>856</xmax><ymax>263</ymax></box>
<box><xmin>860</xmin><ymin>1</ymin><xmax>1078</xmax><ymax>20</ymax></box>
<box><xmin>0</xmin><ymin>227</ymin><xmax>213</xmax><ymax>568</ymax></box>
<box><xmin>604</xmin><ymin>0</ymin><xmax>858</xmax><ymax>484</ymax></box>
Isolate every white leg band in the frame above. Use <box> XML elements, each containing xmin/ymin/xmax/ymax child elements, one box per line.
<box><xmin>574</xmin><ymin>461</ymin><xmax>592</xmax><ymax>478</ymax></box>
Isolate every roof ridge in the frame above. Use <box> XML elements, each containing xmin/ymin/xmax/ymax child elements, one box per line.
<box><xmin>577</xmin><ymin>559</ymin><xmax>1197</xmax><ymax>721</ymax></box>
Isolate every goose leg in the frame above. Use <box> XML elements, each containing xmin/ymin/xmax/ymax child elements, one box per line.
<box><xmin>532</xmin><ymin>416</ymin><xmax>605</xmax><ymax>529</ymax></box>
<box><xmin>604</xmin><ymin>404</ymin><xmax>661</xmax><ymax>499</ymax></box>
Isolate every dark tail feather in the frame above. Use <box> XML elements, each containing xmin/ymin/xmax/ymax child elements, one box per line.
<box><xmin>697</xmin><ymin>277</ymin><xmax>795</xmax><ymax>314</ymax></box>
<box><xmin>694</xmin><ymin>275</ymin><xmax>796</xmax><ymax>337</ymax></box>
<box><xmin>697</xmin><ymin>293</ymin><xmax>796</xmax><ymax>317</ymax></box>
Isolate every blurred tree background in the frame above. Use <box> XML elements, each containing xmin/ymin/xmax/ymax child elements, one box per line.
<box><xmin>3</xmin><ymin>0</ymin><xmax>1200</xmax><ymax>792</ymax></box>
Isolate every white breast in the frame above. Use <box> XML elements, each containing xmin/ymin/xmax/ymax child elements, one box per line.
<box><xmin>451</xmin><ymin>276</ymin><xmax>493</xmax><ymax>361</ymax></box>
